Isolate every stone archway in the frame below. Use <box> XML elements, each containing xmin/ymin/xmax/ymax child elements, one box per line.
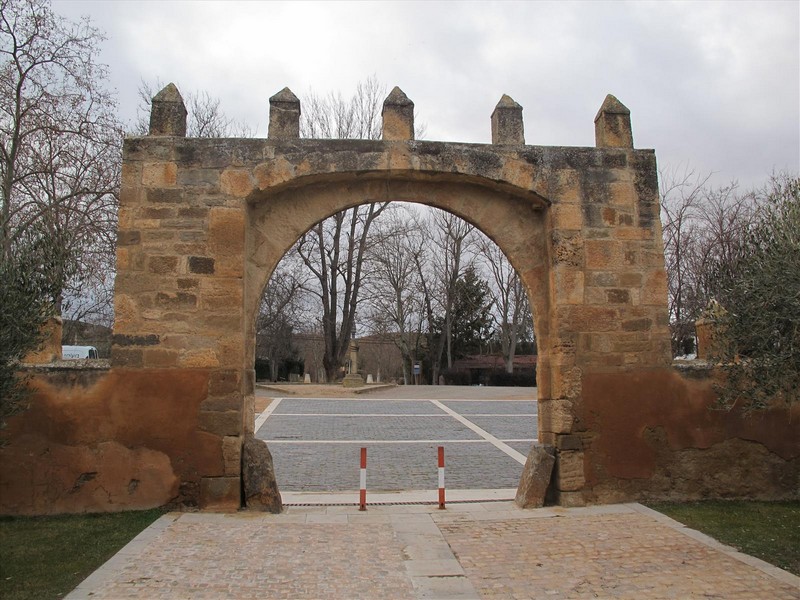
<box><xmin>112</xmin><ymin>84</ymin><xmax>672</xmax><ymax>509</ymax></box>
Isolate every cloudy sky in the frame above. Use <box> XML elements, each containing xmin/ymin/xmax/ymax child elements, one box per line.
<box><xmin>55</xmin><ymin>0</ymin><xmax>798</xmax><ymax>190</ymax></box>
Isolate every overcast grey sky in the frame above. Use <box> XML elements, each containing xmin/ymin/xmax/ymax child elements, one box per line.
<box><xmin>56</xmin><ymin>0</ymin><xmax>799</xmax><ymax>190</ymax></box>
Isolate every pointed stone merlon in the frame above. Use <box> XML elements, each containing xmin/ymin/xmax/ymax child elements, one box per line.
<box><xmin>268</xmin><ymin>87</ymin><xmax>301</xmax><ymax>140</ymax></box>
<box><xmin>594</xmin><ymin>94</ymin><xmax>633</xmax><ymax>148</ymax></box>
<box><xmin>149</xmin><ymin>83</ymin><xmax>187</xmax><ymax>136</ymax></box>
<box><xmin>382</xmin><ymin>86</ymin><xmax>414</xmax><ymax>141</ymax></box>
<box><xmin>491</xmin><ymin>94</ymin><xmax>525</xmax><ymax>145</ymax></box>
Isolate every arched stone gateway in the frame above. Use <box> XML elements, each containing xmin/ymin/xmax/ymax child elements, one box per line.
<box><xmin>117</xmin><ymin>84</ymin><xmax>674</xmax><ymax>509</ymax></box>
<box><xmin>2</xmin><ymin>85</ymin><xmax>796</xmax><ymax>515</ymax></box>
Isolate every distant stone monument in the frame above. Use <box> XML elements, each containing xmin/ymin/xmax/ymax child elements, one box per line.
<box><xmin>342</xmin><ymin>340</ymin><xmax>364</xmax><ymax>387</ymax></box>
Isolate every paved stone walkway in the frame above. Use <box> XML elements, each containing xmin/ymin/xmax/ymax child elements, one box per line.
<box><xmin>257</xmin><ymin>397</ymin><xmax>537</xmax><ymax>492</ymax></box>
<box><xmin>67</xmin><ymin>503</ymin><xmax>799</xmax><ymax>599</ymax></box>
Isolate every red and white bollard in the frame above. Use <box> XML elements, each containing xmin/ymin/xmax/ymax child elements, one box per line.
<box><xmin>359</xmin><ymin>447</ymin><xmax>367</xmax><ymax>511</ymax></box>
<box><xmin>438</xmin><ymin>445</ymin><xmax>446</xmax><ymax>509</ymax></box>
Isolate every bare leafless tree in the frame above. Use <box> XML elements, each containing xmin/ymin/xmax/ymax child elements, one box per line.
<box><xmin>295</xmin><ymin>202</ymin><xmax>389</xmax><ymax>382</ymax></box>
<box><xmin>301</xmin><ymin>76</ymin><xmax>385</xmax><ymax>140</ymax></box>
<box><xmin>410</xmin><ymin>210</ymin><xmax>477</xmax><ymax>383</ymax></box>
<box><xmin>476</xmin><ymin>232</ymin><xmax>531</xmax><ymax>372</ymax></box>
<box><xmin>273</xmin><ymin>77</ymin><xmax>398</xmax><ymax>382</ymax></box>
<box><xmin>256</xmin><ymin>254</ymin><xmax>308</xmax><ymax>381</ymax></box>
<box><xmin>660</xmin><ymin>166</ymin><xmax>758</xmax><ymax>355</ymax></box>
<box><xmin>364</xmin><ymin>205</ymin><xmax>426</xmax><ymax>384</ymax></box>
<box><xmin>1</xmin><ymin>0</ymin><xmax>122</xmax><ymax>315</ymax></box>
<box><xmin>1</xmin><ymin>0</ymin><xmax>121</xmax><ymax>417</ymax></box>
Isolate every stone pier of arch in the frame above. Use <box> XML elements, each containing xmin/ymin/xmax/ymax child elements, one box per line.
<box><xmin>0</xmin><ymin>85</ymin><xmax>796</xmax><ymax>515</ymax></box>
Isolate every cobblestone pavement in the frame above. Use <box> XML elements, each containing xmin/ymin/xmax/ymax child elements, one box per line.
<box><xmin>256</xmin><ymin>397</ymin><xmax>537</xmax><ymax>492</ymax></box>
<box><xmin>68</xmin><ymin>503</ymin><xmax>799</xmax><ymax>600</ymax></box>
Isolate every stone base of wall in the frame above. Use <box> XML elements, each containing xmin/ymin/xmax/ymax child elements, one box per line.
<box><xmin>0</xmin><ymin>366</ymin><xmax>236</xmax><ymax>515</ymax></box>
<box><xmin>576</xmin><ymin>365</ymin><xmax>800</xmax><ymax>505</ymax></box>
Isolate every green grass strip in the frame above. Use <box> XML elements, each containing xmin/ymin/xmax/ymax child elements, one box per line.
<box><xmin>0</xmin><ymin>508</ymin><xmax>164</xmax><ymax>600</ymax></box>
<box><xmin>650</xmin><ymin>500</ymin><xmax>800</xmax><ymax>576</ymax></box>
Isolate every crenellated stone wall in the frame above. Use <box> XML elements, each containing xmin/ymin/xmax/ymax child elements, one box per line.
<box><xmin>1</xmin><ymin>84</ymin><xmax>796</xmax><ymax>514</ymax></box>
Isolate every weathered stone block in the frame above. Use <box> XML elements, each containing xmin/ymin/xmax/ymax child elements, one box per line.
<box><xmin>242</xmin><ymin>436</ymin><xmax>283</xmax><ymax>513</ymax></box>
<box><xmin>209</xmin><ymin>370</ymin><xmax>241</xmax><ymax>395</ymax></box>
<box><xmin>148</xmin><ymin>256</ymin><xmax>179</xmax><ymax>275</ymax></box>
<box><xmin>220</xmin><ymin>168</ymin><xmax>254</xmax><ymax>197</ymax></box>
<box><xmin>515</xmin><ymin>444</ymin><xmax>555</xmax><ymax>508</ymax></box>
<box><xmin>117</xmin><ymin>230</ymin><xmax>141</xmax><ymax>246</ymax></box>
<box><xmin>558</xmin><ymin>491</ymin><xmax>587</xmax><ymax>508</ymax></box>
<box><xmin>222</xmin><ymin>436</ymin><xmax>241</xmax><ymax>477</ymax></box>
<box><xmin>156</xmin><ymin>292</ymin><xmax>197</xmax><ymax>309</ymax></box>
<box><xmin>177</xmin><ymin>278</ymin><xmax>199</xmax><ymax>289</ymax></box>
<box><xmin>143</xmin><ymin>348</ymin><xmax>179</xmax><ymax>368</ymax></box>
<box><xmin>606</xmin><ymin>288</ymin><xmax>631</xmax><ymax>304</ymax></box>
<box><xmin>642</xmin><ymin>270</ymin><xmax>669</xmax><ymax>304</ymax></box>
<box><xmin>556</xmin><ymin>434</ymin><xmax>583</xmax><ymax>451</ymax></box>
<box><xmin>551</xmin><ymin>231</ymin><xmax>583</xmax><ymax>267</ymax></box>
<box><xmin>585</xmin><ymin>239</ymin><xmax>622</xmax><ymax>269</ymax></box>
<box><xmin>112</xmin><ymin>334</ymin><xmax>159</xmax><ymax>347</ymax></box>
<box><xmin>188</xmin><ymin>256</ymin><xmax>215</xmax><ymax>274</ymax></box>
<box><xmin>553</xmin><ymin>269</ymin><xmax>584</xmax><ymax>304</ymax></box>
<box><xmin>208</xmin><ymin>207</ymin><xmax>244</xmax><ymax>257</ymax></box>
<box><xmin>538</xmin><ymin>398</ymin><xmax>575</xmax><ymax>434</ymax></box>
<box><xmin>200</xmin><ymin>280</ymin><xmax>243</xmax><ymax>310</ymax></box>
<box><xmin>180</xmin><ymin>348</ymin><xmax>220</xmax><ymax>368</ymax></box>
<box><xmin>147</xmin><ymin>188</ymin><xmax>183</xmax><ymax>204</ymax></box>
<box><xmin>551</xmin><ymin>204</ymin><xmax>583</xmax><ymax>230</ymax></box>
<box><xmin>622</xmin><ymin>318</ymin><xmax>652</xmax><ymax>331</ymax></box>
<box><xmin>111</xmin><ymin>348</ymin><xmax>143</xmax><ymax>368</ymax></box>
<box><xmin>558</xmin><ymin>450</ymin><xmax>586</xmax><ymax>492</ymax></box>
<box><xmin>199</xmin><ymin>476</ymin><xmax>240</xmax><ymax>511</ymax></box>
<box><xmin>199</xmin><ymin>410</ymin><xmax>242</xmax><ymax>436</ymax></box>
<box><xmin>142</xmin><ymin>162</ymin><xmax>178</xmax><ymax>187</ymax></box>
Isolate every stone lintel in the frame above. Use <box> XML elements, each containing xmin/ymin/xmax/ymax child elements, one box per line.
<box><xmin>491</xmin><ymin>94</ymin><xmax>525</xmax><ymax>145</ymax></box>
<box><xmin>149</xmin><ymin>83</ymin><xmax>187</xmax><ymax>137</ymax></box>
<box><xmin>268</xmin><ymin>87</ymin><xmax>301</xmax><ymax>140</ymax></box>
<box><xmin>382</xmin><ymin>86</ymin><xmax>414</xmax><ymax>141</ymax></box>
<box><xmin>594</xmin><ymin>94</ymin><xmax>633</xmax><ymax>148</ymax></box>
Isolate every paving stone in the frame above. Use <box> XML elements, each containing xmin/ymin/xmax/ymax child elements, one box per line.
<box><xmin>260</xmin><ymin>414</ymin><xmax>482</xmax><ymax>441</ymax></box>
<box><xmin>438</xmin><ymin>511</ymin><xmax>800</xmax><ymax>600</ymax></box>
<box><xmin>275</xmin><ymin>398</ymin><xmax>443</xmax><ymax>415</ymax></box>
<box><xmin>69</xmin><ymin>506</ymin><xmax>799</xmax><ymax>600</ymax></box>
<box><xmin>440</xmin><ymin>400</ymin><xmax>536</xmax><ymax>414</ymax></box>
<box><xmin>267</xmin><ymin>441</ymin><xmax>526</xmax><ymax>491</ymax></box>
<box><xmin>77</xmin><ymin>517</ymin><xmax>415</xmax><ymax>600</ymax></box>
<box><xmin>257</xmin><ymin>398</ymin><xmax>537</xmax><ymax>493</ymax></box>
<box><xmin>465</xmin><ymin>415</ymin><xmax>538</xmax><ymax>439</ymax></box>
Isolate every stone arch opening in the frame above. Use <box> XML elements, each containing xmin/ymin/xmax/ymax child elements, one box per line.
<box><xmin>245</xmin><ymin>174</ymin><xmax>551</xmax><ymax>386</ymax></box>
<box><xmin>249</xmin><ymin>189</ymin><xmax>545</xmax><ymax>494</ymax></box>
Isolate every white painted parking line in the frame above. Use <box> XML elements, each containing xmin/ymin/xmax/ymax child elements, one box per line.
<box><xmin>254</xmin><ymin>397</ymin><xmax>283</xmax><ymax>433</ymax></box>
<box><xmin>272</xmin><ymin>413</ymin><xmax>454</xmax><ymax>417</ymax></box>
<box><xmin>270</xmin><ymin>413</ymin><xmax>537</xmax><ymax>417</ymax></box>
<box><xmin>264</xmin><ymin>439</ymin><xmax>536</xmax><ymax>444</ymax></box>
<box><xmin>429</xmin><ymin>399</ymin><xmax>528</xmax><ymax>465</ymax></box>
